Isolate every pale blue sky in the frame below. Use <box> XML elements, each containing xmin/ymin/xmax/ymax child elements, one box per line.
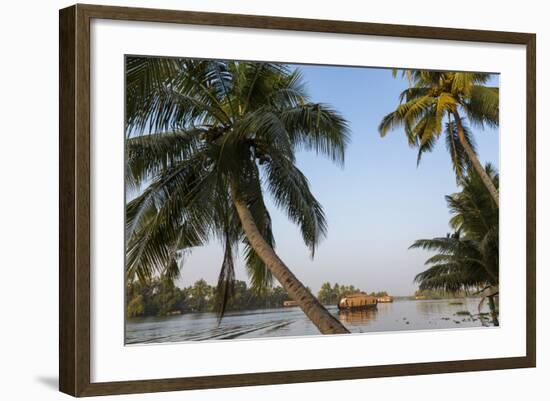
<box><xmin>175</xmin><ymin>64</ymin><xmax>499</xmax><ymax>296</ymax></box>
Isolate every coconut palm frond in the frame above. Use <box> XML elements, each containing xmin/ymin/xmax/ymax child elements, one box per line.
<box><xmin>382</xmin><ymin>70</ymin><xmax>500</xmax><ymax>204</ymax></box>
<box><xmin>264</xmin><ymin>153</ymin><xmax>327</xmax><ymax>257</ymax></box>
<box><xmin>464</xmin><ymin>85</ymin><xmax>499</xmax><ymax>128</ymax></box>
<box><xmin>125</xmin><ymin>60</ymin><xmax>349</xmax><ymax>320</ymax></box>
<box><xmin>411</xmin><ymin>164</ymin><xmax>499</xmax><ymax>301</ymax></box>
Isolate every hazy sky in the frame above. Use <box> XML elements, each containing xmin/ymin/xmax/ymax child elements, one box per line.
<box><xmin>170</xmin><ymin>64</ymin><xmax>499</xmax><ymax>295</ymax></box>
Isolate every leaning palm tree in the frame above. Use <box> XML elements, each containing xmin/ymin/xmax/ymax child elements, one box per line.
<box><xmin>379</xmin><ymin>70</ymin><xmax>499</xmax><ymax>206</ymax></box>
<box><xmin>125</xmin><ymin>57</ymin><xmax>350</xmax><ymax>334</ymax></box>
<box><xmin>410</xmin><ymin>164</ymin><xmax>499</xmax><ymax>325</ymax></box>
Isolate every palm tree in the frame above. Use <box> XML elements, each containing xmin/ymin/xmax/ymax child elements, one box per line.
<box><xmin>379</xmin><ymin>70</ymin><xmax>499</xmax><ymax>206</ymax></box>
<box><xmin>124</xmin><ymin>57</ymin><xmax>350</xmax><ymax>334</ymax></box>
<box><xmin>410</xmin><ymin>164</ymin><xmax>499</xmax><ymax>325</ymax></box>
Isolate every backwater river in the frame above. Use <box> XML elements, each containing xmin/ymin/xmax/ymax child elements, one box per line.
<box><xmin>126</xmin><ymin>297</ymin><xmax>495</xmax><ymax>344</ymax></box>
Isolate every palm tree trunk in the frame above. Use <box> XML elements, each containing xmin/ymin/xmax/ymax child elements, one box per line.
<box><xmin>487</xmin><ymin>295</ymin><xmax>499</xmax><ymax>327</ymax></box>
<box><xmin>452</xmin><ymin>110</ymin><xmax>499</xmax><ymax>207</ymax></box>
<box><xmin>231</xmin><ymin>185</ymin><xmax>349</xmax><ymax>335</ymax></box>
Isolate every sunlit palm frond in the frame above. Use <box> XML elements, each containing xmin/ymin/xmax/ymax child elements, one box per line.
<box><xmin>379</xmin><ymin>95</ymin><xmax>434</xmax><ymax>138</ymax></box>
<box><xmin>381</xmin><ymin>69</ymin><xmax>499</xmax><ymax>197</ymax></box>
<box><xmin>464</xmin><ymin>86</ymin><xmax>499</xmax><ymax>128</ymax></box>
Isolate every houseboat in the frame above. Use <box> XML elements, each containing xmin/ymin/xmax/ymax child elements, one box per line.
<box><xmin>377</xmin><ymin>295</ymin><xmax>393</xmax><ymax>303</ymax></box>
<box><xmin>338</xmin><ymin>293</ymin><xmax>377</xmax><ymax>311</ymax></box>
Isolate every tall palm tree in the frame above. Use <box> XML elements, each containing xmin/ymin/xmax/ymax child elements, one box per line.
<box><xmin>410</xmin><ymin>164</ymin><xmax>499</xmax><ymax>325</ymax></box>
<box><xmin>379</xmin><ymin>70</ymin><xmax>499</xmax><ymax>206</ymax></box>
<box><xmin>125</xmin><ymin>57</ymin><xmax>350</xmax><ymax>334</ymax></box>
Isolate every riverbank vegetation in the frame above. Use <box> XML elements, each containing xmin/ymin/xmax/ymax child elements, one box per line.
<box><xmin>317</xmin><ymin>282</ymin><xmax>388</xmax><ymax>305</ymax></box>
<box><xmin>126</xmin><ymin>278</ymin><xmax>385</xmax><ymax>318</ymax></box>
<box><xmin>124</xmin><ymin>62</ymin><xmax>500</xmax><ymax>332</ymax></box>
<box><xmin>411</xmin><ymin>165</ymin><xmax>499</xmax><ymax>325</ymax></box>
<box><xmin>126</xmin><ymin>277</ymin><xmax>296</xmax><ymax>318</ymax></box>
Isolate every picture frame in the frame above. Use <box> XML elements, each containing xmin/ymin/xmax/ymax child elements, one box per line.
<box><xmin>59</xmin><ymin>3</ymin><xmax>536</xmax><ymax>397</ymax></box>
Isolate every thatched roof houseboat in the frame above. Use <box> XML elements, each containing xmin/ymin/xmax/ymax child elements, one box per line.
<box><xmin>338</xmin><ymin>293</ymin><xmax>377</xmax><ymax>311</ymax></box>
<box><xmin>377</xmin><ymin>295</ymin><xmax>393</xmax><ymax>303</ymax></box>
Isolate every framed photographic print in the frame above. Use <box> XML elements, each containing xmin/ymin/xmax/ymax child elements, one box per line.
<box><xmin>59</xmin><ymin>3</ymin><xmax>536</xmax><ymax>397</ymax></box>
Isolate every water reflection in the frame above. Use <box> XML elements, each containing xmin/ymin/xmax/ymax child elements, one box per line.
<box><xmin>126</xmin><ymin>298</ymin><xmax>494</xmax><ymax>344</ymax></box>
<box><xmin>338</xmin><ymin>308</ymin><xmax>378</xmax><ymax>325</ymax></box>
<box><xmin>415</xmin><ymin>299</ymin><xmax>452</xmax><ymax>316</ymax></box>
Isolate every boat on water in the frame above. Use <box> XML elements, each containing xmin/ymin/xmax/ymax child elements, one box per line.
<box><xmin>283</xmin><ymin>300</ymin><xmax>299</xmax><ymax>307</ymax></box>
<box><xmin>377</xmin><ymin>295</ymin><xmax>393</xmax><ymax>303</ymax></box>
<box><xmin>338</xmin><ymin>293</ymin><xmax>377</xmax><ymax>311</ymax></box>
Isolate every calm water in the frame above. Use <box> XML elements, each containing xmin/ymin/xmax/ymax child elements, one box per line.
<box><xmin>126</xmin><ymin>298</ymin><xmax>494</xmax><ymax>344</ymax></box>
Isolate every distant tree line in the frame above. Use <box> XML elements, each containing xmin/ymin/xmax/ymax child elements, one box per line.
<box><xmin>126</xmin><ymin>277</ymin><xmax>293</xmax><ymax>318</ymax></box>
<box><xmin>317</xmin><ymin>282</ymin><xmax>388</xmax><ymax>305</ymax></box>
<box><xmin>126</xmin><ymin>278</ymin><xmax>383</xmax><ymax>318</ymax></box>
<box><xmin>414</xmin><ymin>288</ymin><xmax>471</xmax><ymax>299</ymax></box>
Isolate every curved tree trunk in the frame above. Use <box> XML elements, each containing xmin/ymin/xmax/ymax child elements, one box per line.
<box><xmin>479</xmin><ymin>286</ymin><xmax>499</xmax><ymax>327</ymax></box>
<box><xmin>452</xmin><ymin>110</ymin><xmax>499</xmax><ymax>207</ymax></box>
<box><xmin>231</xmin><ymin>185</ymin><xmax>349</xmax><ymax>335</ymax></box>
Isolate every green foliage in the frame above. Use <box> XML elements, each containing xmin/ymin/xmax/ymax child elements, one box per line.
<box><xmin>317</xmin><ymin>283</ymin><xmax>387</xmax><ymax>304</ymax></box>
<box><xmin>125</xmin><ymin>58</ymin><xmax>349</xmax><ymax>318</ymax></box>
<box><xmin>411</xmin><ymin>164</ymin><xmax>499</xmax><ymax>294</ymax></box>
<box><xmin>380</xmin><ymin>70</ymin><xmax>499</xmax><ymax>182</ymax></box>
<box><xmin>126</xmin><ymin>278</ymin><xmax>293</xmax><ymax>317</ymax></box>
<box><xmin>369</xmin><ymin>291</ymin><xmax>389</xmax><ymax>297</ymax></box>
<box><xmin>126</xmin><ymin>276</ymin><xmax>188</xmax><ymax>317</ymax></box>
<box><xmin>126</xmin><ymin>294</ymin><xmax>145</xmax><ymax>318</ymax></box>
<box><xmin>316</xmin><ymin>282</ymin><xmax>379</xmax><ymax>304</ymax></box>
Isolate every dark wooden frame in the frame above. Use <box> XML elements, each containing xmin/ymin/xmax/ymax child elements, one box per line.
<box><xmin>59</xmin><ymin>3</ymin><xmax>536</xmax><ymax>397</ymax></box>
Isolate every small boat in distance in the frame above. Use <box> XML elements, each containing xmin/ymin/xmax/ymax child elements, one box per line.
<box><xmin>283</xmin><ymin>300</ymin><xmax>299</xmax><ymax>307</ymax></box>
<box><xmin>377</xmin><ymin>295</ymin><xmax>393</xmax><ymax>303</ymax></box>
<box><xmin>338</xmin><ymin>293</ymin><xmax>377</xmax><ymax>311</ymax></box>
